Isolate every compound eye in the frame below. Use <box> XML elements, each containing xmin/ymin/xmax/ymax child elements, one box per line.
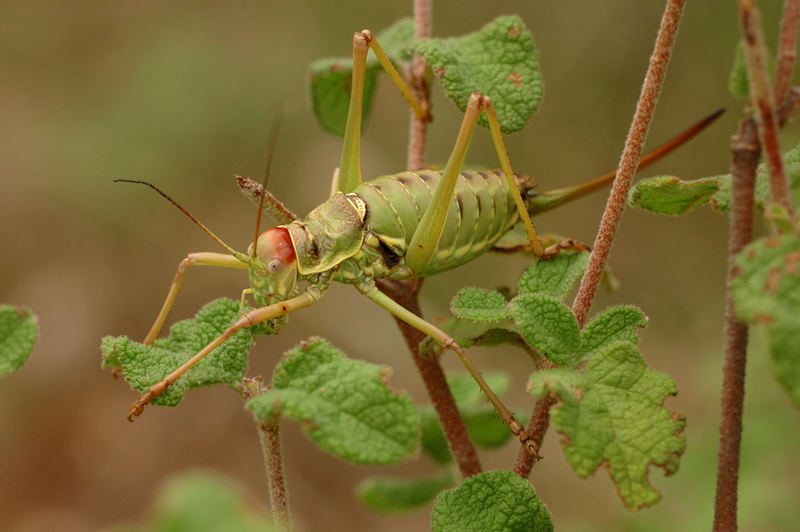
<box><xmin>268</xmin><ymin>259</ymin><xmax>282</xmax><ymax>273</ymax></box>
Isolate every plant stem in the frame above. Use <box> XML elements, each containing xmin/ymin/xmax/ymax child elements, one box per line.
<box><xmin>740</xmin><ymin>0</ymin><xmax>794</xmax><ymax>216</ymax></box>
<box><xmin>571</xmin><ymin>0</ymin><xmax>686</xmax><ymax>327</ymax></box>
<box><xmin>245</xmin><ymin>379</ymin><xmax>291</xmax><ymax>530</ymax></box>
<box><xmin>256</xmin><ymin>413</ymin><xmax>291</xmax><ymax>531</ymax></box>
<box><xmin>713</xmin><ymin>117</ymin><xmax>759</xmax><ymax>532</ymax></box>
<box><xmin>774</xmin><ymin>0</ymin><xmax>800</xmax><ymax>107</ymax></box>
<box><xmin>512</xmin><ymin>391</ymin><xmax>554</xmax><ymax>477</ymax></box>
<box><xmin>407</xmin><ymin>0</ymin><xmax>431</xmax><ymax>171</ymax></box>
<box><xmin>377</xmin><ymin>0</ymin><xmax>483</xmax><ymax>479</ymax></box>
<box><xmin>514</xmin><ymin>0</ymin><xmax>686</xmax><ymax>479</ymax></box>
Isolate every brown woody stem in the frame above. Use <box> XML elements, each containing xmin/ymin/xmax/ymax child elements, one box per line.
<box><xmin>713</xmin><ymin>118</ymin><xmax>759</xmax><ymax>532</ymax></box>
<box><xmin>571</xmin><ymin>0</ymin><xmax>686</xmax><ymax>327</ymax></box>
<box><xmin>740</xmin><ymin>0</ymin><xmax>794</xmax><ymax>216</ymax></box>
<box><xmin>774</xmin><ymin>0</ymin><xmax>800</xmax><ymax>106</ymax></box>
<box><xmin>515</xmin><ymin>0</ymin><xmax>686</xmax><ymax>479</ymax></box>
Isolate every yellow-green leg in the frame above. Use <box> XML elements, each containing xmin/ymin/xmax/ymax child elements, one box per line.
<box><xmin>337</xmin><ymin>30</ymin><xmax>431</xmax><ymax>195</ymax></box>
<box><xmin>359</xmin><ymin>280</ymin><xmax>540</xmax><ymax>458</ymax></box>
<box><xmin>129</xmin><ymin>285</ymin><xmax>327</xmax><ymax>420</ymax></box>
<box><xmin>143</xmin><ymin>252</ymin><xmax>248</xmax><ymax>345</ymax></box>
<box><xmin>407</xmin><ymin>93</ymin><xmax>545</xmax><ymax>274</ymax></box>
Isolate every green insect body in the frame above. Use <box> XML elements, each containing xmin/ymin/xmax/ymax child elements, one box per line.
<box><xmin>124</xmin><ymin>26</ymin><xmax>717</xmax><ymax>453</ymax></box>
<box><xmin>249</xmin><ymin>168</ymin><xmax>536</xmax><ymax>308</ymax></box>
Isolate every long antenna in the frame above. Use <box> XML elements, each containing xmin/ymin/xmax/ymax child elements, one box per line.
<box><xmin>115</xmin><ymin>179</ymin><xmax>248</xmax><ymax>262</ymax></box>
<box><xmin>252</xmin><ymin>114</ymin><xmax>283</xmax><ymax>258</ymax></box>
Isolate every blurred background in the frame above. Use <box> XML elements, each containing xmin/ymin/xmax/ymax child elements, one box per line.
<box><xmin>1</xmin><ymin>1</ymin><xmax>798</xmax><ymax>530</ymax></box>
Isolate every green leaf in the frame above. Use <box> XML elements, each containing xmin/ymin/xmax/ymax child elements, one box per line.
<box><xmin>578</xmin><ymin>305</ymin><xmax>648</xmax><ymax>361</ymax></box>
<box><xmin>451</xmin><ymin>287</ymin><xmax>511</xmax><ymax>322</ymax></box>
<box><xmin>630</xmin><ymin>142</ymin><xmax>800</xmax><ymax>215</ymax></box>
<box><xmin>431</xmin><ymin>470</ymin><xmax>553</xmax><ymax>532</ymax></box>
<box><xmin>0</xmin><ymin>305</ymin><xmax>37</xmax><ymax>378</ymax></box>
<box><xmin>529</xmin><ymin>341</ymin><xmax>685</xmax><ymax>510</ymax></box>
<box><xmin>113</xmin><ymin>470</ymin><xmax>276</xmax><ymax>532</ymax></box>
<box><xmin>768</xmin><ymin>320</ymin><xmax>800</xmax><ymax>407</ymax></box>
<box><xmin>356</xmin><ymin>470</ymin><xmax>454</xmax><ymax>512</ymax></box>
<box><xmin>101</xmin><ymin>298</ymin><xmax>256</xmax><ymax>407</ymax></box>
<box><xmin>307</xmin><ymin>18</ymin><xmax>415</xmax><ymax>137</ymax></box>
<box><xmin>627</xmin><ymin>175</ymin><xmax>721</xmax><ymax>215</ymax></box>
<box><xmin>731</xmin><ymin>233</ymin><xmax>800</xmax><ymax>406</ymax></box>
<box><xmin>729</xmin><ymin>41</ymin><xmax>749</xmax><ymax>99</ymax></box>
<box><xmin>414</xmin><ymin>15</ymin><xmax>543</xmax><ymax>133</ymax></box>
<box><xmin>247</xmin><ymin>338</ymin><xmax>419</xmax><ymax>465</ymax></box>
<box><xmin>509</xmin><ymin>293</ymin><xmax>580</xmax><ymax>365</ymax></box>
<box><xmin>517</xmin><ymin>251</ymin><xmax>589</xmax><ymax>299</ymax></box>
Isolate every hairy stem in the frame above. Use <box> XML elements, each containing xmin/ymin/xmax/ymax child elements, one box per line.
<box><xmin>245</xmin><ymin>379</ymin><xmax>291</xmax><ymax>530</ymax></box>
<box><xmin>514</xmin><ymin>0</ymin><xmax>686</xmax><ymax>479</ymax></box>
<box><xmin>774</xmin><ymin>0</ymin><xmax>800</xmax><ymax>106</ymax></box>
<box><xmin>378</xmin><ymin>0</ymin><xmax>482</xmax><ymax>478</ymax></box>
<box><xmin>407</xmin><ymin>0</ymin><xmax>431</xmax><ymax>172</ymax></box>
<box><xmin>713</xmin><ymin>118</ymin><xmax>759</xmax><ymax>532</ymax></box>
<box><xmin>740</xmin><ymin>0</ymin><xmax>794</xmax><ymax>216</ymax></box>
<box><xmin>512</xmin><ymin>391</ymin><xmax>554</xmax><ymax>477</ymax></box>
<box><xmin>257</xmin><ymin>414</ymin><xmax>291</xmax><ymax>531</ymax></box>
<box><xmin>571</xmin><ymin>0</ymin><xmax>686</xmax><ymax>326</ymax></box>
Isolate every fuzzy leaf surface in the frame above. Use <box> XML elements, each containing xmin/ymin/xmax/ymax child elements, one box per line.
<box><xmin>731</xmin><ymin>234</ymin><xmax>800</xmax><ymax>406</ymax></box>
<box><xmin>0</xmin><ymin>305</ymin><xmax>37</xmax><ymax>377</ymax></box>
<box><xmin>579</xmin><ymin>305</ymin><xmax>648</xmax><ymax>362</ymax></box>
<box><xmin>517</xmin><ymin>251</ymin><xmax>589</xmax><ymax>299</ymax></box>
<box><xmin>356</xmin><ymin>471</ymin><xmax>454</xmax><ymax>512</ymax></box>
<box><xmin>414</xmin><ymin>15</ymin><xmax>543</xmax><ymax>133</ymax></box>
<box><xmin>247</xmin><ymin>338</ymin><xmax>419</xmax><ymax>465</ymax></box>
<box><xmin>630</xmin><ymin>142</ymin><xmax>800</xmax><ymax>215</ymax></box>
<box><xmin>451</xmin><ymin>287</ymin><xmax>511</xmax><ymax>322</ymax></box>
<box><xmin>529</xmin><ymin>341</ymin><xmax>685</xmax><ymax>510</ymax></box>
<box><xmin>627</xmin><ymin>176</ymin><xmax>720</xmax><ymax>215</ymax></box>
<box><xmin>431</xmin><ymin>470</ymin><xmax>553</xmax><ymax>532</ymax></box>
<box><xmin>101</xmin><ymin>298</ymin><xmax>255</xmax><ymax>406</ymax></box>
<box><xmin>510</xmin><ymin>293</ymin><xmax>580</xmax><ymax>365</ymax></box>
<box><xmin>307</xmin><ymin>18</ymin><xmax>414</xmax><ymax>137</ymax></box>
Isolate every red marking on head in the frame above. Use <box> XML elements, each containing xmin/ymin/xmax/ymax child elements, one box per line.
<box><xmin>260</xmin><ymin>227</ymin><xmax>296</xmax><ymax>265</ymax></box>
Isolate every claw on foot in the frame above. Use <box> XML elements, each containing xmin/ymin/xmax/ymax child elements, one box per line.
<box><xmin>521</xmin><ymin>434</ymin><xmax>542</xmax><ymax>461</ymax></box>
<box><xmin>126</xmin><ymin>380</ymin><xmax>171</xmax><ymax>421</ymax></box>
<box><xmin>509</xmin><ymin>418</ymin><xmax>541</xmax><ymax>460</ymax></box>
<box><xmin>127</xmin><ymin>393</ymin><xmax>151</xmax><ymax>421</ymax></box>
<box><xmin>542</xmin><ymin>238</ymin><xmax>590</xmax><ymax>259</ymax></box>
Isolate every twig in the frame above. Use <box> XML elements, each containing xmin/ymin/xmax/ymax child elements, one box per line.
<box><xmin>378</xmin><ymin>0</ymin><xmax>483</xmax><ymax>478</ymax></box>
<box><xmin>513</xmin><ymin>0</ymin><xmax>686</xmax><ymax>479</ymax></box>
<box><xmin>407</xmin><ymin>0</ymin><xmax>431</xmax><ymax>171</ymax></box>
<box><xmin>774</xmin><ymin>0</ymin><xmax>800</xmax><ymax>106</ymax></box>
<box><xmin>244</xmin><ymin>379</ymin><xmax>291</xmax><ymax>531</ymax></box>
<box><xmin>713</xmin><ymin>118</ymin><xmax>759</xmax><ymax>532</ymax></box>
<box><xmin>740</xmin><ymin>0</ymin><xmax>794</xmax><ymax>216</ymax></box>
<box><xmin>257</xmin><ymin>414</ymin><xmax>291</xmax><ymax>531</ymax></box>
<box><xmin>512</xmin><ymin>392</ymin><xmax>554</xmax><ymax>477</ymax></box>
<box><xmin>778</xmin><ymin>86</ymin><xmax>800</xmax><ymax>127</ymax></box>
<box><xmin>571</xmin><ymin>0</ymin><xmax>686</xmax><ymax>327</ymax></box>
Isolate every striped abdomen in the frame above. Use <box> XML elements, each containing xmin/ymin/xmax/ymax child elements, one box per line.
<box><xmin>350</xmin><ymin>169</ymin><xmax>536</xmax><ymax>279</ymax></box>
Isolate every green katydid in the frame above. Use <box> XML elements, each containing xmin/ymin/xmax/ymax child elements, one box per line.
<box><xmin>118</xmin><ymin>29</ymin><xmax>720</xmax><ymax>458</ymax></box>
